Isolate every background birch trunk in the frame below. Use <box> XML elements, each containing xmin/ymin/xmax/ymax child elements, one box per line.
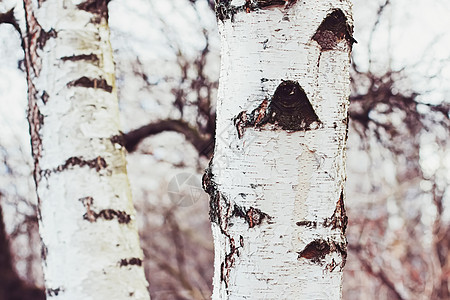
<box><xmin>203</xmin><ymin>0</ymin><xmax>354</xmax><ymax>298</ymax></box>
<box><xmin>22</xmin><ymin>1</ymin><xmax>150</xmax><ymax>299</ymax></box>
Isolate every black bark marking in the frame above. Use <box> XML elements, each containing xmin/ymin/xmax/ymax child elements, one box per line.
<box><xmin>37</xmin><ymin>28</ymin><xmax>57</xmax><ymax>48</ymax></box>
<box><xmin>119</xmin><ymin>258</ymin><xmax>142</xmax><ymax>267</ymax></box>
<box><xmin>298</xmin><ymin>239</ymin><xmax>347</xmax><ymax>269</ymax></box>
<box><xmin>234</xmin><ymin>80</ymin><xmax>322</xmax><ymax>138</ymax></box>
<box><xmin>202</xmin><ymin>160</ymin><xmax>221</xmax><ymax>224</ymax></box>
<box><xmin>203</xmin><ymin>160</ymin><xmax>246</xmax><ymax>292</ymax></box>
<box><xmin>80</xmin><ymin>197</ymin><xmax>132</xmax><ymax>224</ymax></box>
<box><xmin>296</xmin><ymin>220</ymin><xmax>317</xmax><ymax>228</ymax></box>
<box><xmin>216</xmin><ymin>0</ymin><xmax>297</xmax><ymax>21</ymax></box>
<box><xmin>60</xmin><ymin>53</ymin><xmax>99</xmax><ymax>64</ymax></box>
<box><xmin>58</xmin><ymin>156</ymin><xmax>107</xmax><ymax>172</ymax></box>
<box><xmin>0</xmin><ymin>8</ymin><xmax>21</xmax><ymax>34</ymax></box>
<box><xmin>41</xmin><ymin>156</ymin><xmax>108</xmax><ymax>177</ymax></box>
<box><xmin>77</xmin><ymin>0</ymin><xmax>110</xmax><ymax>23</ymax></box>
<box><xmin>37</xmin><ymin>28</ymin><xmax>57</xmax><ymax>50</ymax></box>
<box><xmin>41</xmin><ymin>244</ymin><xmax>48</xmax><ymax>261</ymax></box>
<box><xmin>298</xmin><ymin>239</ymin><xmax>330</xmax><ymax>263</ymax></box>
<box><xmin>67</xmin><ymin>76</ymin><xmax>113</xmax><ymax>93</ymax></box>
<box><xmin>324</xmin><ymin>190</ymin><xmax>348</xmax><ymax>233</ymax></box>
<box><xmin>312</xmin><ymin>9</ymin><xmax>356</xmax><ymax>51</ymax></box>
<box><xmin>93</xmin><ymin>209</ymin><xmax>131</xmax><ymax>224</ymax></box>
<box><xmin>47</xmin><ymin>287</ymin><xmax>63</xmax><ymax>297</ymax></box>
<box><xmin>110</xmin><ymin>134</ymin><xmax>126</xmax><ymax>148</ymax></box>
<box><xmin>233</xmin><ymin>204</ymin><xmax>272</xmax><ymax>228</ymax></box>
<box><xmin>41</xmin><ymin>91</ymin><xmax>49</xmax><ymax>104</ymax></box>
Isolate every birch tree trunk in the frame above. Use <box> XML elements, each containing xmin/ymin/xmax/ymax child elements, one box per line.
<box><xmin>22</xmin><ymin>1</ymin><xmax>150</xmax><ymax>299</ymax></box>
<box><xmin>203</xmin><ymin>0</ymin><xmax>354</xmax><ymax>298</ymax></box>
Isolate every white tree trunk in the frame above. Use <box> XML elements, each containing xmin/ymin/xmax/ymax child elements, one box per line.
<box><xmin>203</xmin><ymin>1</ymin><xmax>354</xmax><ymax>299</ymax></box>
<box><xmin>22</xmin><ymin>1</ymin><xmax>150</xmax><ymax>299</ymax></box>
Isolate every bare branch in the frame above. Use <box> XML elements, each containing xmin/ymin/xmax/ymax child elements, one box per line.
<box><xmin>123</xmin><ymin>119</ymin><xmax>213</xmax><ymax>157</ymax></box>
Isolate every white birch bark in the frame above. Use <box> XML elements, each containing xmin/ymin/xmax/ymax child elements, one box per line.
<box><xmin>203</xmin><ymin>0</ymin><xmax>354</xmax><ymax>299</ymax></box>
<box><xmin>22</xmin><ymin>1</ymin><xmax>150</xmax><ymax>299</ymax></box>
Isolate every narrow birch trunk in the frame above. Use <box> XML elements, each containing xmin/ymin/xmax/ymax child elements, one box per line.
<box><xmin>22</xmin><ymin>1</ymin><xmax>150</xmax><ymax>299</ymax></box>
<box><xmin>203</xmin><ymin>0</ymin><xmax>354</xmax><ymax>298</ymax></box>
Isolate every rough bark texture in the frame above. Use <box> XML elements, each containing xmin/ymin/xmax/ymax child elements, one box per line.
<box><xmin>22</xmin><ymin>1</ymin><xmax>150</xmax><ymax>299</ymax></box>
<box><xmin>204</xmin><ymin>0</ymin><xmax>353</xmax><ymax>298</ymax></box>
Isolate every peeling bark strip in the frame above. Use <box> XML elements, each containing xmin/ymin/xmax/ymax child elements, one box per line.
<box><xmin>235</xmin><ymin>80</ymin><xmax>321</xmax><ymax>138</ymax></box>
<box><xmin>119</xmin><ymin>258</ymin><xmax>142</xmax><ymax>267</ymax></box>
<box><xmin>312</xmin><ymin>9</ymin><xmax>356</xmax><ymax>51</ymax></box>
<box><xmin>67</xmin><ymin>76</ymin><xmax>113</xmax><ymax>93</ymax></box>
<box><xmin>233</xmin><ymin>205</ymin><xmax>271</xmax><ymax>228</ymax></box>
<box><xmin>216</xmin><ymin>0</ymin><xmax>297</xmax><ymax>21</ymax></box>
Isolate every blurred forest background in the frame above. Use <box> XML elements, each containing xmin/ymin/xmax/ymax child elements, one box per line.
<box><xmin>0</xmin><ymin>0</ymin><xmax>449</xmax><ymax>299</ymax></box>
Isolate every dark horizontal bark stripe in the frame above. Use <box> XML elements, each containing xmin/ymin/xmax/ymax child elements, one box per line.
<box><xmin>296</xmin><ymin>220</ymin><xmax>317</xmax><ymax>228</ymax></box>
<box><xmin>83</xmin><ymin>209</ymin><xmax>131</xmax><ymax>224</ymax></box>
<box><xmin>80</xmin><ymin>197</ymin><xmax>131</xmax><ymax>224</ymax></box>
<box><xmin>47</xmin><ymin>287</ymin><xmax>64</xmax><ymax>297</ymax></box>
<box><xmin>119</xmin><ymin>258</ymin><xmax>142</xmax><ymax>267</ymax></box>
<box><xmin>67</xmin><ymin>76</ymin><xmax>113</xmax><ymax>92</ymax></box>
<box><xmin>60</xmin><ymin>53</ymin><xmax>99</xmax><ymax>64</ymax></box>
<box><xmin>56</xmin><ymin>156</ymin><xmax>107</xmax><ymax>172</ymax></box>
<box><xmin>40</xmin><ymin>156</ymin><xmax>108</xmax><ymax>178</ymax></box>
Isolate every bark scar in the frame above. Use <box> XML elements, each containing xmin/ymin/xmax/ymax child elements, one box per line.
<box><xmin>312</xmin><ymin>9</ymin><xmax>356</xmax><ymax>51</ymax></box>
<box><xmin>298</xmin><ymin>239</ymin><xmax>330</xmax><ymax>262</ymax></box>
<box><xmin>233</xmin><ymin>204</ymin><xmax>272</xmax><ymax>228</ymax></box>
<box><xmin>234</xmin><ymin>80</ymin><xmax>322</xmax><ymax>138</ymax></box>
